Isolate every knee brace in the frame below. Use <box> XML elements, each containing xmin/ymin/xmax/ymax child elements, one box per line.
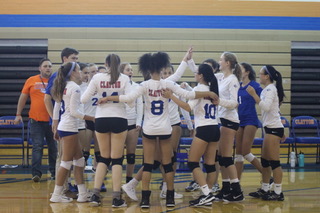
<box><xmin>187</xmin><ymin>161</ymin><xmax>200</xmax><ymax>172</ymax></box>
<box><xmin>126</xmin><ymin>153</ymin><xmax>135</xmax><ymax>165</ymax></box>
<box><xmin>261</xmin><ymin>157</ymin><xmax>270</xmax><ymax>168</ymax></box>
<box><xmin>244</xmin><ymin>153</ymin><xmax>255</xmax><ymax>162</ymax></box>
<box><xmin>269</xmin><ymin>160</ymin><xmax>281</xmax><ymax>170</ymax></box>
<box><xmin>94</xmin><ymin>151</ymin><xmax>101</xmax><ymax>163</ymax></box>
<box><xmin>60</xmin><ymin>160</ymin><xmax>73</xmax><ymax>170</ymax></box>
<box><xmin>204</xmin><ymin>164</ymin><xmax>216</xmax><ymax>173</ymax></box>
<box><xmin>216</xmin><ymin>154</ymin><xmax>221</xmax><ymax>163</ymax></box>
<box><xmin>100</xmin><ymin>156</ymin><xmax>111</xmax><ymax>167</ymax></box>
<box><xmin>162</xmin><ymin>163</ymin><xmax>173</xmax><ymax>173</ymax></box>
<box><xmin>220</xmin><ymin>157</ymin><xmax>234</xmax><ymax>168</ymax></box>
<box><xmin>111</xmin><ymin>157</ymin><xmax>124</xmax><ymax>166</ymax></box>
<box><xmin>153</xmin><ymin>160</ymin><xmax>161</xmax><ymax>170</ymax></box>
<box><xmin>143</xmin><ymin>163</ymin><xmax>153</xmax><ymax>172</ymax></box>
<box><xmin>73</xmin><ymin>157</ymin><xmax>85</xmax><ymax>167</ymax></box>
<box><xmin>83</xmin><ymin>151</ymin><xmax>90</xmax><ymax>162</ymax></box>
<box><xmin>234</xmin><ymin>154</ymin><xmax>244</xmax><ymax>162</ymax></box>
<box><xmin>171</xmin><ymin>151</ymin><xmax>177</xmax><ymax>164</ymax></box>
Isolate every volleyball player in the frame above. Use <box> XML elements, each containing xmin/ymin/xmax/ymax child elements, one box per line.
<box><xmin>247</xmin><ymin>65</ymin><xmax>285</xmax><ymax>201</ymax></box>
<box><xmin>81</xmin><ymin>54</ymin><xmax>130</xmax><ymax>207</ymax></box>
<box><xmin>235</xmin><ymin>62</ymin><xmax>263</xmax><ymax>179</ymax></box>
<box><xmin>98</xmin><ymin>52</ymin><xmax>218</xmax><ymax>208</ymax></box>
<box><xmin>163</xmin><ymin>63</ymin><xmax>220</xmax><ymax>206</ymax></box>
<box><xmin>50</xmin><ymin>62</ymin><xmax>94</xmax><ymax>203</ymax></box>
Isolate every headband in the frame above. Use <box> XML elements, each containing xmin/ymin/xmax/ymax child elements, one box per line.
<box><xmin>67</xmin><ymin>62</ymin><xmax>76</xmax><ymax>78</ymax></box>
<box><xmin>264</xmin><ymin>66</ymin><xmax>273</xmax><ymax>80</ymax></box>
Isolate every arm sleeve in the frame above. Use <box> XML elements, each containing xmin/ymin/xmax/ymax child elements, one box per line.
<box><xmin>187</xmin><ymin>59</ymin><xmax>198</xmax><ymax>74</ymax></box>
<box><xmin>119</xmin><ymin>85</ymin><xmax>144</xmax><ymax>103</ymax></box>
<box><xmin>259</xmin><ymin>88</ymin><xmax>275</xmax><ymax>112</ymax></box>
<box><xmin>166</xmin><ymin>61</ymin><xmax>188</xmax><ymax>82</ymax></box>
<box><xmin>70</xmin><ymin>88</ymin><xmax>85</xmax><ymax>119</ymax></box>
<box><xmin>168</xmin><ymin>81</ymin><xmax>196</xmax><ymax>100</ymax></box>
<box><xmin>135</xmin><ymin>95</ymin><xmax>144</xmax><ymax>126</ymax></box>
<box><xmin>21</xmin><ymin>78</ymin><xmax>31</xmax><ymax>94</ymax></box>
<box><xmin>81</xmin><ymin>77</ymin><xmax>97</xmax><ymax>104</ymax></box>
<box><xmin>53</xmin><ymin>102</ymin><xmax>61</xmax><ymax>120</ymax></box>
<box><xmin>219</xmin><ymin>79</ymin><xmax>239</xmax><ymax>109</ymax></box>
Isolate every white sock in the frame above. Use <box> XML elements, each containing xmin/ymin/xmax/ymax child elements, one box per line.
<box><xmin>230</xmin><ymin>178</ymin><xmax>239</xmax><ymax>184</ymax></box>
<box><xmin>262</xmin><ymin>183</ymin><xmax>270</xmax><ymax>192</ymax></box>
<box><xmin>53</xmin><ymin>185</ymin><xmax>64</xmax><ymax>195</ymax></box>
<box><xmin>200</xmin><ymin>184</ymin><xmax>210</xmax><ymax>196</ymax></box>
<box><xmin>162</xmin><ymin>182</ymin><xmax>167</xmax><ymax>191</ymax></box>
<box><xmin>274</xmin><ymin>183</ymin><xmax>282</xmax><ymax>195</ymax></box>
<box><xmin>131</xmin><ymin>178</ymin><xmax>139</xmax><ymax>187</ymax></box>
<box><xmin>222</xmin><ymin>178</ymin><xmax>230</xmax><ymax>182</ymax></box>
<box><xmin>77</xmin><ymin>184</ymin><xmax>86</xmax><ymax>194</ymax></box>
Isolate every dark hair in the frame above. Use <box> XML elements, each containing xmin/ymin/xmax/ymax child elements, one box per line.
<box><xmin>203</xmin><ymin>58</ymin><xmax>219</xmax><ymax>73</ymax></box>
<box><xmin>98</xmin><ymin>66</ymin><xmax>107</xmax><ymax>72</ymax></box>
<box><xmin>39</xmin><ymin>58</ymin><xmax>51</xmax><ymax>67</ymax></box>
<box><xmin>263</xmin><ymin>65</ymin><xmax>285</xmax><ymax>103</ymax></box>
<box><xmin>60</xmin><ymin>47</ymin><xmax>79</xmax><ymax>63</ymax></box>
<box><xmin>223</xmin><ymin>52</ymin><xmax>241</xmax><ymax>82</ymax></box>
<box><xmin>139</xmin><ymin>52</ymin><xmax>170</xmax><ymax>77</ymax></box>
<box><xmin>105</xmin><ymin>54</ymin><xmax>121</xmax><ymax>84</ymax></box>
<box><xmin>51</xmin><ymin>62</ymin><xmax>77</xmax><ymax>102</ymax></box>
<box><xmin>198</xmin><ymin>63</ymin><xmax>219</xmax><ymax>96</ymax></box>
<box><xmin>240</xmin><ymin>62</ymin><xmax>256</xmax><ymax>81</ymax></box>
<box><xmin>78</xmin><ymin>62</ymin><xmax>88</xmax><ymax>71</ymax></box>
<box><xmin>119</xmin><ymin>62</ymin><xmax>130</xmax><ymax>73</ymax></box>
<box><xmin>168</xmin><ymin>64</ymin><xmax>174</xmax><ymax>72</ymax></box>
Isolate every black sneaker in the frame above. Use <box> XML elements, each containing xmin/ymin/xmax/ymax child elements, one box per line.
<box><xmin>112</xmin><ymin>198</ymin><xmax>127</xmax><ymax>208</ymax></box>
<box><xmin>140</xmin><ymin>190</ymin><xmax>151</xmax><ymax>208</ymax></box>
<box><xmin>215</xmin><ymin>190</ymin><xmax>230</xmax><ymax>201</ymax></box>
<box><xmin>166</xmin><ymin>190</ymin><xmax>175</xmax><ymax>207</ymax></box>
<box><xmin>223</xmin><ymin>191</ymin><xmax>244</xmax><ymax>202</ymax></box>
<box><xmin>262</xmin><ymin>191</ymin><xmax>284</xmax><ymax>201</ymax></box>
<box><xmin>189</xmin><ymin>193</ymin><xmax>215</xmax><ymax>206</ymax></box>
<box><xmin>32</xmin><ymin>175</ymin><xmax>41</xmax><ymax>183</ymax></box>
<box><xmin>90</xmin><ymin>194</ymin><xmax>102</xmax><ymax>206</ymax></box>
<box><xmin>249</xmin><ymin>188</ymin><xmax>268</xmax><ymax>198</ymax></box>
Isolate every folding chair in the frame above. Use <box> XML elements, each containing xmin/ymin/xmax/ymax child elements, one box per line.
<box><xmin>0</xmin><ymin>116</ymin><xmax>25</xmax><ymax>166</ymax></box>
<box><xmin>291</xmin><ymin>116</ymin><xmax>320</xmax><ymax>164</ymax></box>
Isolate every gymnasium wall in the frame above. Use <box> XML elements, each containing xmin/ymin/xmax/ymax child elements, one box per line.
<box><xmin>1</xmin><ymin>0</ymin><xmax>320</xmax><ymax>121</ymax></box>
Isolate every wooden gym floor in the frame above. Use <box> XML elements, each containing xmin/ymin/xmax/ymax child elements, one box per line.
<box><xmin>0</xmin><ymin>160</ymin><xmax>319</xmax><ymax>213</ymax></box>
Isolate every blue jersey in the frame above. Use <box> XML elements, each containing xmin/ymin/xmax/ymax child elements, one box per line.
<box><xmin>238</xmin><ymin>81</ymin><xmax>262</xmax><ymax>127</ymax></box>
<box><xmin>45</xmin><ymin>72</ymin><xmax>58</xmax><ymax>124</ymax></box>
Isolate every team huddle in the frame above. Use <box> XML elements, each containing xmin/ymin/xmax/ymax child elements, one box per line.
<box><xmin>17</xmin><ymin>46</ymin><xmax>285</xmax><ymax>208</ymax></box>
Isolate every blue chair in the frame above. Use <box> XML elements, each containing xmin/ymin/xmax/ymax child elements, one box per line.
<box><xmin>280</xmin><ymin>117</ymin><xmax>294</xmax><ymax>164</ymax></box>
<box><xmin>0</xmin><ymin>116</ymin><xmax>25</xmax><ymax>166</ymax></box>
<box><xmin>291</xmin><ymin>116</ymin><xmax>320</xmax><ymax>164</ymax></box>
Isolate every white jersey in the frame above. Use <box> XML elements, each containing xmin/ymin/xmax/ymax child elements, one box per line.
<box><xmin>216</xmin><ymin>73</ymin><xmax>240</xmax><ymax>123</ymax></box>
<box><xmin>126</xmin><ymin>81</ymin><xmax>143</xmax><ymax>126</ymax></box>
<box><xmin>81</xmin><ymin>73</ymin><xmax>131</xmax><ymax>119</ymax></box>
<box><xmin>119</xmin><ymin>79</ymin><xmax>196</xmax><ymax>136</ymax></box>
<box><xmin>188</xmin><ymin>84</ymin><xmax>219</xmax><ymax>128</ymax></box>
<box><xmin>53</xmin><ymin>81</ymin><xmax>84</xmax><ymax>132</ymax></box>
<box><xmin>259</xmin><ymin>84</ymin><xmax>283</xmax><ymax>128</ymax></box>
<box><xmin>168</xmin><ymin>96</ymin><xmax>181</xmax><ymax>125</ymax></box>
<box><xmin>77</xmin><ymin>82</ymin><xmax>87</xmax><ymax>129</ymax></box>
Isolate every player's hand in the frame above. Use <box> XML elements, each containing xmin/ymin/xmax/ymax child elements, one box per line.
<box><xmin>162</xmin><ymin>89</ymin><xmax>173</xmax><ymax>99</ymax></box>
<box><xmin>246</xmin><ymin>85</ymin><xmax>256</xmax><ymax>96</ymax></box>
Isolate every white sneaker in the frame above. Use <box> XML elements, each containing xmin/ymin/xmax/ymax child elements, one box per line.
<box><xmin>50</xmin><ymin>194</ymin><xmax>73</xmax><ymax>203</ymax></box>
<box><xmin>122</xmin><ymin>183</ymin><xmax>138</xmax><ymax>201</ymax></box>
<box><xmin>77</xmin><ymin>191</ymin><xmax>92</xmax><ymax>203</ymax></box>
<box><xmin>212</xmin><ymin>183</ymin><xmax>220</xmax><ymax>193</ymax></box>
<box><xmin>160</xmin><ymin>191</ymin><xmax>183</xmax><ymax>199</ymax></box>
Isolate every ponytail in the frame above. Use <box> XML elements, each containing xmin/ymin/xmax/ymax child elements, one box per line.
<box><xmin>198</xmin><ymin>63</ymin><xmax>219</xmax><ymax>96</ymax></box>
<box><xmin>51</xmin><ymin>62</ymin><xmax>76</xmax><ymax>102</ymax></box>
<box><xmin>222</xmin><ymin>52</ymin><xmax>241</xmax><ymax>82</ymax></box>
<box><xmin>264</xmin><ymin>65</ymin><xmax>285</xmax><ymax>104</ymax></box>
<box><xmin>233</xmin><ymin>63</ymin><xmax>242</xmax><ymax>82</ymax></box>
<box><xmin>105</xmin><ymin>54</ymin><xmax>121</xmax><ymax>85</ymax></box>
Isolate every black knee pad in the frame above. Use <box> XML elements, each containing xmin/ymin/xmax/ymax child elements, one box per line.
<box><xmin>220</xmin><ymin>157</ymin><xmax>233</xmax><ymax>168</ymax></box>
<box><xmin>187</xmin><ymin>161</ymin><xmax>200</xmax><ymax>172</ymax></box>
<box><xmin>100</xmin><ymin>156</ymin><xmax>111</xmax><ymax>167</ymax></box>
<box><xmin>126</xmin><ymin>153</ymin><xmax>135</xmax><ymax>165</ymax></box>
<box><xmin>204</xmin><ymin>164</ymin><xmax>216</xmax><ymax>173</ymax></box>
<box><xmin>111</xmin><ymin>157</ymin><xmax>124</xmax><ymax>166</ymax></box>
<box><xmin>94</xmin><ymin>151</ymin><xmax>101</xmax><ymax>163</ymax></box>
<box><xmin>215</xmin><ymin>154</ymin><xmax>220</xmax><ymax>163</ymax></box>
<box><xmin>83</xmin><ymin>151</ymin><xmax>90</xmax><ymax>162</ymax></box>
<box><xmin>171</xmin><ymin>151</ymin><xmax>177</xmax><ymax>164</ymax></box>
<box><xmin>269</xmin><ymin>160</ymin><xmax>281</xmax><ymax>170</ymax></box>
<box><xmin>162</xmin><ymin>163</ymin><xmax>173</xmax><ymax>173</ymax></box>
<box><xmin>143</xmin><ymin>163</ymin><xmax>153</xmax><ymax>172</ymax></box>
<box><xmin>261</xmin><ymin>157</ymin><xmax>270</xmax><ymax>168</ymax></box>
<box><xmin>153</xmin><ymin>160</ymin><xmax>161</xmax><ymax>170</ymax></box>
